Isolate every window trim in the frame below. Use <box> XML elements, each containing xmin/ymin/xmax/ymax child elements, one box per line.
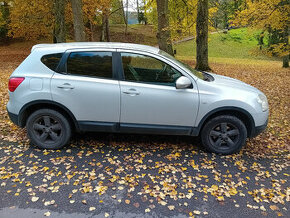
<box><xmin>117</xmin><ymin>50</ymin><xmax>190</xmax><ymax>87</ymax></box>
<box><xmin>56</xmin><ymin>49</ymin><xmax>119</xmax><ymax>80</ymax></box>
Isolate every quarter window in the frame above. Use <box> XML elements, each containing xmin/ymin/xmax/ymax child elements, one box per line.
<box><xmin>41</xmin><ymin>53</ymin><xmax>63</xmax><ymax>71</ymax></box>
<box><xmin>67</xmin><ymin>52</ymin><xmax>112</xmax><ymax>78</ymax></box>
<box><xmin>121</xmin><ymin>53</ymin><xmax>182</xmax><ymax>86</ymax></box>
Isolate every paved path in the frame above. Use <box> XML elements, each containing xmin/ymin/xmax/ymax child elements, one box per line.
<box><xmin>0</xmin><ymin>133</ymin><xmax>289</xmax><ymax>218</ymax></box>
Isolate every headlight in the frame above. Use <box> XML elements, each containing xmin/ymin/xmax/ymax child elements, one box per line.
<box><xmin>257</xmin><ymin>94</ymin><xmax>268</xmax><ymax>112</ymax></box>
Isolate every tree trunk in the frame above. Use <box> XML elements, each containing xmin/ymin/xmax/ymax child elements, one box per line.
<box><xmin>100</xmin><ymin>15</ymin><xmax>106</xmax><ymax>42</ymax></box>
<box><xmin>90</xmin><ymin>21</ymin><xmax>98</xmax><ymax>41</ymax></box>
<box><xmin>0</xmin><ymin>1</ymin><xmax>10</xmax><ymax>42</ymax></box>
<box><xmin>282</xmin><ymin>26</ymin><xmax>289</xmax><ymax>68</ymax></box>
<box><xmin>70</xmin><ymin>0</ymin><xmax>86</xmax><ymax>41</ymax></box>
<box><xmin>137</xmin><ymin>0</ymin><xmax>140</xmax><ymax>24</ymax></box>
<box><xmin>283</xmin><ymin>55</ymin><xmax>289</xmax><ymax>68</ymax></box>
<box><xmin>125</xmin><ymin>0</ymin><xmax>129</xmax><ymax>35</ymax></box>
<box><xmin>105</xmin><ymin>14</ymin><xmax>110</xmax><ymax>42</ymax></box>
<box><xmin>120</xmin><ymin>0</ymin><xmax>127</xmax><ymax>25</ymax></box>
<box><xmin>53</xmin><ymin>0</ymin><xmax>66</xmax><ymax>43</ymax></box>
<box><xmin>100</xmin><ymin>13</ymin><xmax>110</xmax><ymax>42</ymax></box>
<box><xmin>258</xmin><ymin>31</ymin><xmax>264</xmax><ymax>50</ymax></box>
<box><xmin>196</xmin><ymin>0</ymin><xmax>210</xmax><ymax>71</ymax></box>
<box><xmin>156</xmin><ymin>0</ymin><xmax>174</xmax><ymax>56</ymax></box>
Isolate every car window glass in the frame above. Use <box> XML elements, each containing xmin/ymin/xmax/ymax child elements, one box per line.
<box><xmin>67</xmin><ymin>52</ymin><xmax>112</xmax><ymax>78</ymax></box>
<box><xmin>41</xmin><ymin>53</ymin><xmax>63</xmax><ymax>71</ymax></box>
<box><xmin>121</xmin><ymin>53</ymin><xmax>182</xmax><ymax>86</ymax></box>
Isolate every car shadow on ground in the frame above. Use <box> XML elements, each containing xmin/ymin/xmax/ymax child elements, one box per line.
<box><xmin>69</xmin><ymin>131</ymin><xmax>204</xmax><ymax>153</ymax></box>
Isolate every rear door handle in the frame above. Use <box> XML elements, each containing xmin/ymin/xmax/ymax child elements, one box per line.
<box><xmin>122</xmin><ymin>88</ymin><xmax>140</xmax><ymax>96</ymax></box>
<box><xmin>57</xmin><ymin>83</ymin><xmax>74</xmax><ymax>89</ymax></box>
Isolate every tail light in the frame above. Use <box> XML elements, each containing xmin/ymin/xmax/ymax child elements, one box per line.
<box><xmin>8</xmin><ymin>77</ymin><xmax>25</xmax><ymax>92</ymax></box>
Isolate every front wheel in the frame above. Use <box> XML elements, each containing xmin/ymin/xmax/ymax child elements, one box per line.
<box><xmin>26</xmin><ymin>109</ymin><xmax>71</xmax><ymax>149</ymax></box>
<box><xmin>201</xmin><ymin>115</ymin><xmax>247</xmax><ymax>155</ymax></box>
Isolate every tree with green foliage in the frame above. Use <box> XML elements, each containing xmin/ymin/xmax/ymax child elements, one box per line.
<box><xmin>234</xmin><ymin>0</ymin><xmax>289</xmax><ymax>68</ymax></box>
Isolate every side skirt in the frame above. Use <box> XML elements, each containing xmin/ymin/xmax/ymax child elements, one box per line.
<box><xmin>78</xmin><ymin>121</ymin><xmax>198</xmax><ymax>136</ymax></box>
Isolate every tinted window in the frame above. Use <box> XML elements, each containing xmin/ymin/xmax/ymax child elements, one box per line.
<box><xmin>41</xmin><ymin>53</ymin><xmax>63</xmax><ymax>71</ymax></box>
<box><xmin>121</xmin><ymin>53</ymin><xmax>182</xmax><ymax>86</ymax></box>
<box><xmin>67</xmin><ymin>52</ymin><xmax>112</xmax><ymax>78</ymax></box>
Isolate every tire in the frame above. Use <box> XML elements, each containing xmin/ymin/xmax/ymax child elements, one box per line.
<box><xmin>201</xmin><ymin>115</ymin><xmax>247</xmax><ymax>155</ymax></box>
<box><xmin>26</xmin><ymin>109</ymin><xmax>71</xmax><ymax>149</ymax></box>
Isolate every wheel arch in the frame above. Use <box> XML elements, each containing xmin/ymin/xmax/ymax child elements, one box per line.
<box><xmin>18</xmin><ymin>100</ymin><xmax>79</xmax><ymax>131</ymax></box>
<box><xmin>193</xmin><ymin>106</ymin><xmax>255</xmax><ymax>137</ymax></box>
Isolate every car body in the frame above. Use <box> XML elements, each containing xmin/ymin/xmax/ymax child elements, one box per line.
<box><xmin>7</xmin><ymin>42</ymin><xmax>269</xmax><ymax>154</ymax></box>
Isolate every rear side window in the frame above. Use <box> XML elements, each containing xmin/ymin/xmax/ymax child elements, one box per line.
<box><xmin>66</xmin><ymin>52</ymin><xmax>112</xmax><ymax>78</ymax></box>
<box><xmin>41</xmin><ymin>53</ymin><xmax>63</xmax><ymax>71</ymax></box>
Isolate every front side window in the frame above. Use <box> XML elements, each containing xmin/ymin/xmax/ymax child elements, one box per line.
<box><xmin>121</xmin><ymin>53</ymin><xmax>182</xmax><ymax>86</ymax></box>
<box><xmin>67</xmin><ymin>52</ymin><xmax>112</xmax><ymax>78</ymax></box>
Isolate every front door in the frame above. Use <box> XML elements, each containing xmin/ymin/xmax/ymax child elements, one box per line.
<box><xmin>118</xmin><ymin>51</ymin><xmax>199</xmax><ymax>132</ymax></box>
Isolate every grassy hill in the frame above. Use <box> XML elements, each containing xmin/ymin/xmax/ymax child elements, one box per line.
<box><xmin>174</xmin><ymin>28</ymin><xmax>280</xmax><ymax>65</ymax></box>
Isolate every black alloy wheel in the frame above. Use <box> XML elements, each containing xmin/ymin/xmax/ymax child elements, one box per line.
<box><xmin>26</xmin><ymin>109</ymin><xmax>71</xmax><ymax>149</ymax></box>
<box><xmin>201</xmin><ymin>115</ymin><xmax>247</xmax><ymax>154</ymax></box>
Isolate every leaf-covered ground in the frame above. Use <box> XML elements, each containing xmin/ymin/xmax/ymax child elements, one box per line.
<box><xmin>0</xmin><ymin>44</ymin><xmax>289</xmax><ymax>217</ymax></box>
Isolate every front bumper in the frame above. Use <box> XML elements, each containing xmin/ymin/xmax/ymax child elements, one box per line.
<box><xmin>249</xmin><ymin>118</ymin><xmax>268</xmax><ymax>138</ymax></box>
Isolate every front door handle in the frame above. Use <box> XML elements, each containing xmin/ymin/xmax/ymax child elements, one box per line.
<box><xmin>122</xmin><ymin>88</ymin><xmax>140</xmax><ymax>96</ymax></box>
<box><xmin>57</xmin><ymin>83</ymin><xmax>74</xmax><ymax>89</ymax></box>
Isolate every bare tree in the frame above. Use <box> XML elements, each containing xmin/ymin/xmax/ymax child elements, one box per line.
<box><xmin>53</xmin><ymin>0</ymin><xmax>66</xmax><ymax>43</ymax></box>
<box><xmin>156</xmin><ymin>0</ymin><xmax>174</xmax><ymax>56</ymax></box>
<box><xmin>70</xmin><ymin>0</ymin><xmax>86</xmax><ymax>41</ymax></box>
<box><xmin>196</xmin><ymin>0</ymin><xmax>210</xmax><ymax>71</ymax></box>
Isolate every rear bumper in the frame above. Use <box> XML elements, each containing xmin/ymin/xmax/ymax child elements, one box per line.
<box><xmin>250</xmin><ymin>119</ymin><xmax>268</xmax><ymax>138</ymax></box>
<box><xmin>7</xmin><ymin>108</ymin><xmax>19</xmax><ymax>126</ymax></box>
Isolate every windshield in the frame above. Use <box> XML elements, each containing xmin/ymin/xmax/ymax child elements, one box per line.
<box><xmin>158</xmin><ymin>50</ymin><xmax>205</xmax><ymax>80</ymax></box>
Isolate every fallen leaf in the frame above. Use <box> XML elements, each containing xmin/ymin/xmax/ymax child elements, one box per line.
<box><xmin>31</xmin><ymin>197</ymin><xmax>39</xmax><ymax>202</ymax></box>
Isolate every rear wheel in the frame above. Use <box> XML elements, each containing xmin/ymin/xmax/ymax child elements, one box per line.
<box><xmin>26</xmin><ymin>109</ymin><xmax>71</xmax><ymax>149</ymax></box>
<box><xmin>201</xmin><ymin>115</ymin><xmax>247</xmax><ymax>154</ymax></box>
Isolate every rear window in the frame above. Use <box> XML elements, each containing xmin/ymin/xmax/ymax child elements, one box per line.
<box><xmin>41</xmin><ymin>53</ymin><xmax>63</xmax><ymax>71</ymax></box>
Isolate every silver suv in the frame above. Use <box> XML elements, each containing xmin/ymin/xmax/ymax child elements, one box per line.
<box><xmin>7</xmin><ymin>42</ymin><xmax>269</xmax><ymax>154</ymax></box>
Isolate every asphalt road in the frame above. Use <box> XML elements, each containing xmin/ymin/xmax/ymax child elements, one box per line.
<box><xmin>0</xmin><ymin>133</ymin><xmax>289</xmax><ymax>218</ymax></box>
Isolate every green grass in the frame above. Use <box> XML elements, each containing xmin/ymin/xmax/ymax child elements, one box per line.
<box><xmin>175</xmin><ymin>28</ymin><xmax>279</xmax><ymax>63</ymax></box>
<box><xmin>108</xmin><ymin>24</ymin><xmax>157</xmax><ymax>46</ymax></box>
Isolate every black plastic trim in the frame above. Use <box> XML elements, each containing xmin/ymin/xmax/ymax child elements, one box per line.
<box><xmin>18</xmin><ymin>100</ymin><xmax>79</xmax><ymax>130</ymax></box>
<box><xmin>250</xmin><ymin>119</ymin><xmax>268</xmax><ymax>138</ymax></box>
<box><xmin>113</xmin><ymin>52</ymin><xmax>123</xmax><ymax>80</ymax></box>
<box><xmin>78</xmin><ymin>121</ymin><xmax>119</xmax><ymax>132</ymax></box>
<box><xmin>77</xmin><ymin>121</ymin><xmax>193</xmax><ymax>136</ymax></box>
<box><xmin>120</xmin><ymin>123</ymin><xmax>192</xmax><ymax>135</ymax></box>
<box><xmin>192</xmin><ymin>106</ymin><xmax>256</xmax><ymax>137</ymax></box>
<box><xmin>7</xmin><ymin>109</ymin><xmax>19</xmax><ymax>126</ymax></box>
<box><xmin>56</xmin><ymin>52</ymin><xmax>70</xmax><ymax>74</ymax></box>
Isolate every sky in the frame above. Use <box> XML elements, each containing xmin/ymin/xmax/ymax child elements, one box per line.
<box><xmin>124</xmin><ymin>0</ymin><xmax>139</xmax><ymax>12</ymax></box>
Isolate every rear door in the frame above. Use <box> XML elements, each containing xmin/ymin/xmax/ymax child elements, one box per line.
<box><xmin>51</xmin><ymin>49</ymin><xmax>121</xmax><ymax>127</ymax></box>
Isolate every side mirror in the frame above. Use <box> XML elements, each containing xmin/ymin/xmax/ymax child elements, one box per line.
<box><xmin>175</xmin><ymin>76</ymin><xmax>192</xmax><ymax>89</ymax></box>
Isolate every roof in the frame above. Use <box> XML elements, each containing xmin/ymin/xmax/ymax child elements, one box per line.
<box><xmin>31</xmin><ymin>42</ymin><xmax>160</xmax><ymax>54</ymax></box>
